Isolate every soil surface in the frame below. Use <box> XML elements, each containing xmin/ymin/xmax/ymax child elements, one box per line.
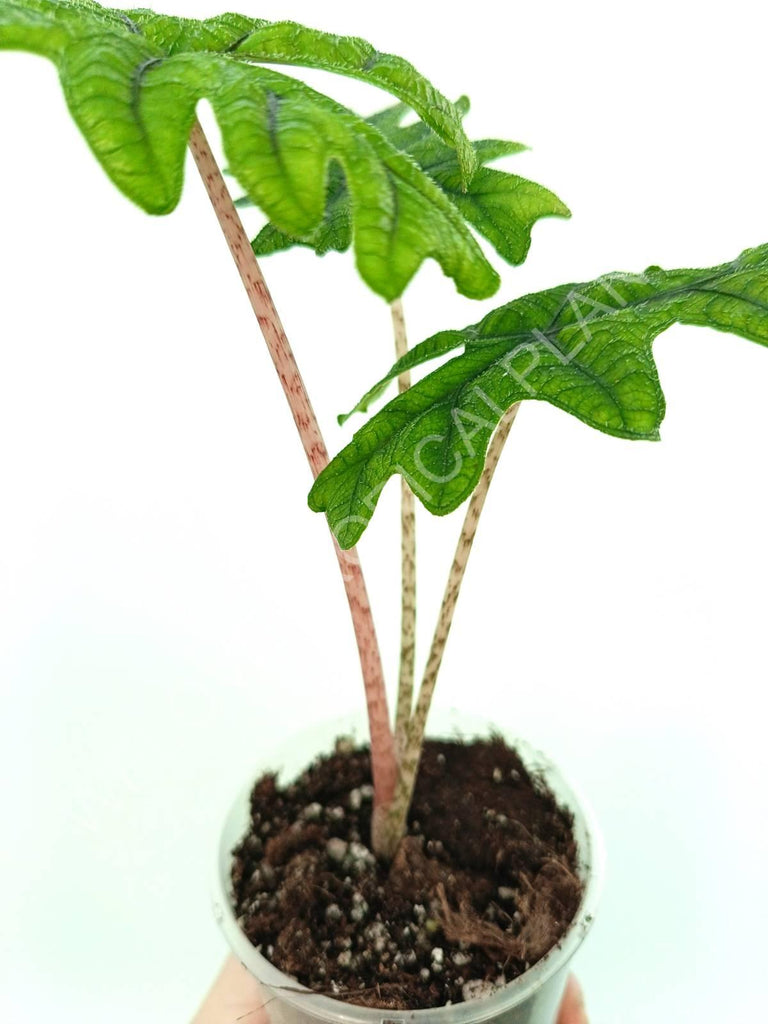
<box><xmin>231</xmin><ymin>737</ymin><xmax>582</xmax><ymax>1010</ymax></box>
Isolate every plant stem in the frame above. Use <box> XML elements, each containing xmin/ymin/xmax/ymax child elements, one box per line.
<box><xmin>390</xmin><ymin>298</ymin><xmax>417</xmax><ymax>763</ymax></box>
<box><xmin>377</xmin><ymin>402</ymin><xmax>521</xmax><ymax>857</ymax></box>
<box><xmin>188</xmin><ymin>120</ymin><xmax>397</xmax><ymax>816</ymax></box>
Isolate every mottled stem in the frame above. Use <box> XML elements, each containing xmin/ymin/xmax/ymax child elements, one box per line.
<box><xmin>188</xmin><ymin>120</ymin><xmax>397</xmax><ymax>819</ymax></box>
<box><xmin>377</xmin><ymin>403</ymin><xmax>521</xmax><ymax>858</ymax></box>
<box><xmin>390</xmin><ymin>298</ymin><xmax>417</xmax><ymax>762</ymax></box>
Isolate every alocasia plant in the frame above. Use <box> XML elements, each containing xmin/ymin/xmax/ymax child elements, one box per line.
<box><xmin>2</xmin><ymin>0</ymin><xmax>767</xmax><ymax>859</ymax></box>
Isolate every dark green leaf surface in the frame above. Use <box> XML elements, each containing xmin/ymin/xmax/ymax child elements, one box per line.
<box><xmin>0</xmin><ymin>0</ymin><xmax>496</xmax><ymax>300</ymax></box>
<box><xmin>310</xmin><ymin>244</ymin><xmax>768</xmax><ymax>547</ymax></box>
<box><xmin>252</xmin><ymin>99</ymin><xmax>569</xmax><ymax>271</ymax></box>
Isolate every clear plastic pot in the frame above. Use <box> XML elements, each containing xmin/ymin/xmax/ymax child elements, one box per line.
<box><xmin>212</xmin><ymin>712</ymin><xmax>603</xmax><ymax>1024</ymax></box>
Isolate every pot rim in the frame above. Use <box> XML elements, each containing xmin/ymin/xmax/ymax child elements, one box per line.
<box><xmin>212</xmin><ymin>711</ymin><xmax>604</xmax><ymax>1023</ymax></box>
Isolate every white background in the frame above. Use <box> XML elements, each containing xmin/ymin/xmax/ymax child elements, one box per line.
<box><xmin>1</xmin><ymin>1</ymin><xmax>767</xmax><ymax>1021</ymax></box>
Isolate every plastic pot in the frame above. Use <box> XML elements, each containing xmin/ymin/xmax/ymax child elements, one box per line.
<box><xmin>212</xmin><ymin>712</ymin><xmax>603</xmax><ymax>1024</ymax></box>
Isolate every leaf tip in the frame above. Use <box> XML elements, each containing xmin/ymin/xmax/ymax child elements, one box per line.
<box><xmin>334</xmin><ymin>526</ymin><xmax>362</xmax><ymax>550</ymax></box>
<box><xmin>144</xmin><ymin>197</ymin><xmax>180</xmax><ymax>217</ymax></box>
<box><xmin>462</xmin><ymin>265</ymin><xmax>501</xmax><ymax>301</ymax></box>
<box><xmin>307</xmin><ymin>481</ymin><xmax>324</xmax><ymax>514</ymax></box>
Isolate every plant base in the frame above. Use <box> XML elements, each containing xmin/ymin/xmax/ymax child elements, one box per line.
<box><xmin>230</xmin><ymin>737</ymin><xmax>581</xmax><ymax>1011</ymax></box>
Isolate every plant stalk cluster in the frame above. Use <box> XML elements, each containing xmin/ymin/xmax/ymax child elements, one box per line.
<box><xmin>191</xmin><ymin>122</ymin><xmax>516</xmax><ymax>857</ymax></box>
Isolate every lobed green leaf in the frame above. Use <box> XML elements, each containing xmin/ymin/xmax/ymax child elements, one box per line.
<box><xmin>309</xmin><ymin>244</ymin><xmax>768</xmax><ymax>547</ymax></box>
<box><xmin>123</xmin><ymin>12</ymin><xmax>477</xmax><ymax>183</ymax></box>
<box><xmin>251</xmin><ymin>98</ymin><xmax>569</xmax><ymax>274</ymax></box>
<box><xmin>228</xmin><ymin>21</ymin><xmax>478</xmax><ymax>186</ymax></box>
<box><xmin>0</xmin><ymin>0</ymin><xmax>496</xmax><ymax>300</ymax></box>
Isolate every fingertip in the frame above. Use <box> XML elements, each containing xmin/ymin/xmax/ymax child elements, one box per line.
<box><xmin>566</xmin><ymin>974</ymin><xmax>585</xmax><ymax>1006</ymax></box>
<box><xmin>560</xmin><ymin>974</ymin><xmax>588</xmax><ymax>1024</ymax></box>
<box><xmin>191</xmin><ymin>956</ymin><xmax>268</xmax><ymax>1024</ymax></box>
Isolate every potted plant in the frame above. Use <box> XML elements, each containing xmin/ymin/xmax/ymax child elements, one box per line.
<box><xmin>2</xmin><ymin>3</ymin><xmax>767</xmax><ymax>1023</ymax></box>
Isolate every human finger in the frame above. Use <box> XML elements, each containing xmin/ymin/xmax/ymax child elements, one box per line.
<box><xmin>191</xmin><ymin>956</ymin><xmax>269</xmax><ymax>1024</ymax></box>
<box><xmin>557</xmin><ymin>975</ymin><xmax>588</xmax><ymax>1024</ymax></box>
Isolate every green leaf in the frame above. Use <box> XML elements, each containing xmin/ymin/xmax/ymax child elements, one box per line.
<box><xmin>229</xmin><ymin>21</ymin><xmax>477</xmax><ymax>187</ymax></box>
<box><xmin>0</xmin><ymin>0</ymin><xmax>497</xmax><ymax>300</ymax></box>
<box><xmin>251</xmin><ymin>97</ymin><xmax>569</xmax><ymax>273</ymax></box>
<box><xmin>124</xmin><ymin>12</ymin><xmax>477</xmax><ymax>184</ymax></box>
<box><xmin>309</xmin><ymin>244</ymin><xmax>768</xmax><ymax>548</ymax></box>
<box><xmin>445</xmin><ymin>167</ymin><xmax>570</xmax><ymax>266</ymax></box>
<box><xmin>250</xmin><ymin>160</ymin><xmax>352</xmax><ymax>258</ymax></box>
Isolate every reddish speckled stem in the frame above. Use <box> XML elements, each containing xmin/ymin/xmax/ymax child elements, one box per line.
<box><xmin>188</xmin><ymin>120</ymin><xmax>397</xmax><ymax>820</ymax></box>
<box><xmin>376</xmin><ymin>403</ymin><xmax>521</xmax><ymax>857</ymax></box>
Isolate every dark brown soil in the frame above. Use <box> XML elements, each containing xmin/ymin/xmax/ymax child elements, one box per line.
<box><xmin>230</xmin><ymin>736</ymin><xmax>582</xmax><ymax>1011</ymax></box>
